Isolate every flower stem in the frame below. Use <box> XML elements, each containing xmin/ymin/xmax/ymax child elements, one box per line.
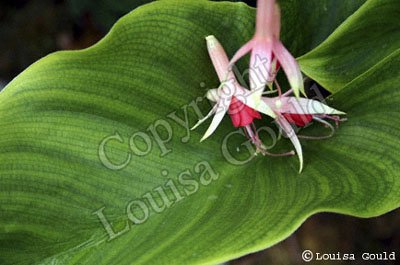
<box><xmin>255</xmin><ymin>0</ymin><xmax>276</xmax><ymax>39</ymax></box>
<box><xmin>244</xmin><ymin>124</ymin><xmax>294</xmax><ymax>156</ymax></box>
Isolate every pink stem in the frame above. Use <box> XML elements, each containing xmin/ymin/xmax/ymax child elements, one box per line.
<box><xmin>244</xmin><ymin>125</ymin><xmax>294</xmax><ymax>157</ymax></box>
<box><xmin>282</xmin><ymin>88</ymin><xmax>293</xmax><ymax>97</ymax></box>
<box><xmin>274</xmin><ymin>79</ymin><xmax>282</xmax><ymax>97</ymax></box>
<box><xmin>315</xmin><ymin>115</ymin><xmax>347</xmax><ymax>128</ymax></box>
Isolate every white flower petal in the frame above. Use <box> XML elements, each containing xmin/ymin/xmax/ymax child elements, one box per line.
<box><xmin>191</xmin><ymin>104</ymin><xmax>218</xmax><ymax>131</ymax></box>
<box><xmin>272</xmin><ymin>40</ymin><xmax>304</xmax><ymax>98</ymax></box>
<box><xmin>236</xmin><ymin>87</ymin><xmax>276</xmax><ymax>118</ymax></box>
<box><xmin>262</xmin><ymin>97</ymin><xmax>345</xmax><ymax>115</ymax></box>
<box><xmin>206</xmin><ymin>88</ymin><xmax>219</xmax><ymax>102</ymax></box>
<box><xmin>229</xmin><ymin>39</ymin><xmax>255</xmax><ymax>66</ymax></box>
<box><xmin>283</xmin><ymin>97</ymin><xmax>346</xmax><ymax>115</ymax></box>
<box><xmin>200</xmin><ymin>97</ymin><xmax>231</xmax><ymax>142</ymax></box>
<box><xmin>276</xmin><ymin>115</ymin><xmax>303</xmax><ymax>172</ymax></box>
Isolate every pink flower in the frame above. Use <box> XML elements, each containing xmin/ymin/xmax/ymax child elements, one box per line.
<box><xmin>258</xmin><ymin>93</ymin><xmax>346</xmax><ymax>172</ymax></box>
<box><xmin>192</xmin><ymin>35</ymin><xmax>286</xmax><ymax>155</ymax></box>
<box><xmin>229</xmin><ymin>0</ymin><xmax>304</xmax><ymax>102</ymax></box>
<box><xmin>228</xmin><ymin>96</ymin><xmax>262</xmax><ymax>127</ymax></box>
<box><xmin>282</xmin><ymin>113</ymin><xmax>313</xmax><ymax>127</ymax></box>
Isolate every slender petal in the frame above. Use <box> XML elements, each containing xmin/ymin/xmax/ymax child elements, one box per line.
<box><xmin>229</xmin><ymin>39</ymin><xmax>254</xmax><ymax>67</ymax></box>
<box><xmin>249</xmin><ymin>41</ymin><xmax>273</xmax><ymax>100</ymax></box>
<box><xmin>276</xmin><ymin>115</ymin><xmax>303</xmax><ymax>172</ymax></box>
<box><xmin>200</xmin><ymin>96</ymin><xmax>232</xmax><ymax>142</ymax></box>
<box><xmin>263</xmin><ymin>97</ymin><xmax>346</xmax><ymax>115</ymax></box>
<box><xmin>272</xmin><ymin>40</ymin><xmax>305</xmax><ymax>97</ymax></box>
<box><xmin>191</xmin><ymin>105</ymin><xmax>218</xmax><ymax>130</ymax></box>
<box><xmin>200</xmin><ymin>103</ymin><xmax>228</xmax><ymax>141</ymax></box>
<box><xmin>206</xmin><ymin>35</ymin><xmax>236</xmax><ymax>81</ymax></box>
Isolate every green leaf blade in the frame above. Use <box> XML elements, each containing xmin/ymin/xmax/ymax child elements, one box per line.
<box><xmin>0</xmin><ymin>1</ymin><xmax>399</xmax><ymax>265</ymax></box>
<box><xmin>298</xmin><ymin>0</ymin><xmax>400</xmax><ymax>93</ymax></box>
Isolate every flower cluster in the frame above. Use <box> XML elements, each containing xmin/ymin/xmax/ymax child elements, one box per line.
<box><xmin>192</xmin><ymin>0</ymin><xmax>346</xmax><ymax>172</ymax></box>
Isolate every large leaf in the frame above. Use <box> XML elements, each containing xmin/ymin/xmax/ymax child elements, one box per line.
<box><xmin>298</xmin><ymin>0</ymin><xmax>400</xmax><ymax>93</ymax></box>
<box><xmin>279</xmin><ymin>0</ymin><xmax>367</xmax><ymax>56</ymax></box>
<box><xmin>0</xmin><ymin>0</ymin><xmax>399</xmax><ymax>264</ymax></box>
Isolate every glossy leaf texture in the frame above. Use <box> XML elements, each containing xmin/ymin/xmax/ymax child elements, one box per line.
<box><xmin>279</xmin><ymin>0</ymin><xmax>367</xmax><ymax>56</ymax></box>
<box><xmin>0</xmin><ymin>0</ymin><xmax>399</xmax><ymax>264</ymax></box>
<box><xmin>298</xmin><ymin>0</ymin><xmax>400</xmax><ymax>93</ymax></box>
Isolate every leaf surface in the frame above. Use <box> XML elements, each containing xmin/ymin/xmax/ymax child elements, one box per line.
<box><xmin>0</xmin><ymin>1</ymin><xmax>398</xmax><ymax>264</ymax></box>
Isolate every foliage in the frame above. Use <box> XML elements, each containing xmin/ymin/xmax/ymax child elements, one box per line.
<box><xmin>0</xmin><ymin>0</ymin><xmax>399</xmax><ymax>264</ymax></box>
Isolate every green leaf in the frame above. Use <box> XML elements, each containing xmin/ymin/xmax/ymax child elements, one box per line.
<box><xmin>279</xmin><ymin>0</ymin><xmax>367</xmax><ymax>56</ymax></box>
<box><xmin>298</xmin><ymin>0</ymin><xmax>400</xmax><ymax>93</ymax></box>
<box><xmin>0</xmin><ymin>0</ymin><xmax>399</xmax><ymax>265</ymax></box>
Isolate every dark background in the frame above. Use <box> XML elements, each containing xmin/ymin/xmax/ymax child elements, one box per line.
<box><xmin>0</xmin><ymin>1</ymin><xmax>398</xmax><ymax>264</ymax></box>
